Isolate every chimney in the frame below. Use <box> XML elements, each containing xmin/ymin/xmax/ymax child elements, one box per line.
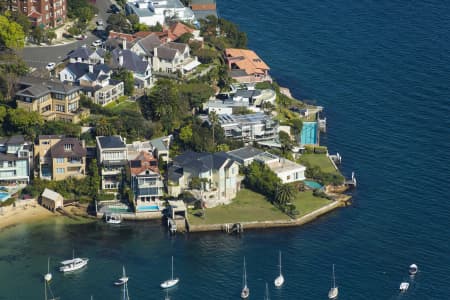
<box><xmin>119</xmin><ymin>53</ymin><xmax>124</xmax><ymax>66</ymax></box>
<box><xmin>89</xmin><ymin>64</ymin><xmax>94</xmax><ymax>73</ymax></box>
<box><xmin>154</xmin><ymin>47</ymin><xmax>158</xmax><ymax>58</ymax></box>
<box><xmin>122</xmin><ymin>38</ymin><xmax>127</xmax><ymax>49</ymax></box>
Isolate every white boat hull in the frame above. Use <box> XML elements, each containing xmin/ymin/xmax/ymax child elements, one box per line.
<box><xmin>274</xmin><ymin>274</ymin><xmax>284</xmax><ymax>287</ymax></box>
<box><xmin>328</xmin><ymin>287</ymin><xmax>338</xmax><ymax>299</ymax></box>
<box><xmin>400</xmin><ymin>282</ymin><xmax>409</xmax><ymax>291</ymax></box>
<box><xmin>241</xmin><ymin>287</ymin><xmax>249</xmax><ymax>299</ymax></box>
<box><xmin>114</xmin><ymin>277</ymin><xmax>129</xmax><ymax>286</ymax></box>
<box><xmin>161</xmin><ymin>278</ymin><xmax>179</xmax><ymax>289</ymax></box>
<box><xmin>409</xmin><ymin>264</ymin><xmax>418</xmax><ymax>275</ymax></box>
<box><xmin>59</xmin><ymin>258</ymin><xmax>88</xmax><ymax>272</ymax></box>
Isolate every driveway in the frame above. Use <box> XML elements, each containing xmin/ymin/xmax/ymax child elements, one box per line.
<box><xmin>19</xmin><ymin>0</ymin><xmax>114</xmax><ymax>70</ymax></box>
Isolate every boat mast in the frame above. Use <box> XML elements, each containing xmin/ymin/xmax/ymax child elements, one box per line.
<box><xmin>279</xmin><ymin>251</ymin><xmax>282</xmax><ymax>276</ymax></box>
<box><xmin>332</xmin><ymin>264</ymin><xmax>336</xmax><ymax>288</ymax></box>
<box><xmin>171</xmin><ymin>256</ymin><xmax>174</xmax><ymax>280</ymax></box>
<box><xmin>265</xmin><ymin>282</ymin><xmax>270</xmax><ymax>300</ymax></box>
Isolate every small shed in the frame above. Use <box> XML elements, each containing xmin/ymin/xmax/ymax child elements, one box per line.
<box><xmin>41</xmin><ymin>188</ymin><xmax>64</xmax><ymax>212</ymax></box>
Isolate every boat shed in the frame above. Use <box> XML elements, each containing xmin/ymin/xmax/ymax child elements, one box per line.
<box><xmin>41</xmin><ymin>188</ymin><xmax>64</xmax><ymax>212</ymax></box>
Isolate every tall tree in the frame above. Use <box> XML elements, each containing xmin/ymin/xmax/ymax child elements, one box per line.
<box><xmin>275</xmin><ymin>184</ymin><xmax>295</xmax><ymax>208</ymax></box>
<box><xmin>0</xmin><ymin>15</ymin><xmax>25</xmax><ymax>49</ymax></box>
<box><xmin>209</xmin><ymin>111</ymin><xmax>218</xmax><ymax>147</ymax></box>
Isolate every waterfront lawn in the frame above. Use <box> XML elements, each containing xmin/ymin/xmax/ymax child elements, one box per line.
<box><xmin>291</xmin><ymin>190</ymin><xmax>331</xmax><ymax>216</ymax></box>
<box><xmin>299</xmin><ymin>154</ymin><xmax>339</xmax><ymax>174</ymax></box>
<box><xmin>188</xmin><ymin>189</ymin><xmax>289</xmax><ymax>225</ymax></box>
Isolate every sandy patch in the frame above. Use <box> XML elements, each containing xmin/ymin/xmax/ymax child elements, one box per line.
<box><xmin>0</xmin><ymin>205</ymin><xmax>56</xmax><ymax>231</ymax></box>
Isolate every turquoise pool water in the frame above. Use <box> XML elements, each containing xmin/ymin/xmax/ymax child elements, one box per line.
<box><xmin>107</xmin><ymin>207</ymin><xmax>130</xmax><ymax>213</ymax></box>
<box><xmin>136</xmin><ymin>205</ymin><xmax>160</xmax><ymax>212</ymax></box>
<box><xmin>300</xmin><ymin>122</ymin><xmax>318</xmax><ymax>145</ymax></box>
<box><xmin>303</xmin><ymin>180</ymin><xmax>323</xmax><ymax>190</ymax></box>
<box><xmin>0</xmin><ymin>192</ymin><xmax>10</xmax><ymax>202</ymax></box>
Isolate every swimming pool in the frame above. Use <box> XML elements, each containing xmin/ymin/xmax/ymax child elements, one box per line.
<box><xmin>300</xmin><ymin>122</ymin><xmax>318</xmax><ymax>145</ymax></box>
<box><xmin>0</xmin><ymin>192</ymin><xmax>10</xmax><ymax>202</ymax></box>
<box><xmin>106</xmin><ymin>207</ymin><xmax>131</xmax><ymax>213</ymax></box>
<box><xmin>136</xmin><ymin>205</ymin><xmax>160</xmax><ymax>212</ymax></box>
<box><xmin>303</xmin><ymin>180</ymin><xmax>323</xmax><ymax>190</ymax></box>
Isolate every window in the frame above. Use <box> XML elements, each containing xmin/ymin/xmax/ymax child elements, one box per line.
<box><xmin>64</xmin><ymin>144</ymin><xmax>73</xmax><ymax>151</ymax></box>
<box><xmin>56</xmin><ymin>158</ymin><xmax>64</xmax><ymax>163</ymax></box>
<box><xmin>56</xmin><ymin>168</ymin><xmax>65</xmax><ymax>174</ymax></box>
<box><xmin>56</xmin><ymin>104</ymin><xmax>65</xmax><ymax>112</ymax></box>
<box><xmin>287</xmin><ymin>175</ymin><xmax>291</xmax><ymax>180</ymax></box>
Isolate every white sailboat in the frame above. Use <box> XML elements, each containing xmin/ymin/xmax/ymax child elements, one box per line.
<box><xmin>409</xmin><ymin>264</ymin><xmax>418</xmax><ymax>275</ymax></box>
<box><xmin>240</xmin><ymin>257</ymin><xmax>249</xmax><ymax>299</ymax></box>
<box><xmin>44</xmin><ymin>258</ymin><xmax>59</xmax><ymax>300</ymax></box>
<box><xmin>160</xmin><ymin>256</ymin><xmax>179</xmax><ymax>289</ymax></box>
<box><xmin>59</xmin><ymin>249</ymin><xmax>88</xmax><ymax>273</ymax></box>
<box><xmin>114</xmin><ymin>266</ymin><xmax>129</xmax><ymax>286</ymax></box>
<box><xmin>328</xmin><ymin>264</ymin><xmax>339</xmax><ymax>299</ymax></box>
<box><xmin>274</xmin><ymin>251</ymin><xmax>285</xmax><ymax>287</ymax></box>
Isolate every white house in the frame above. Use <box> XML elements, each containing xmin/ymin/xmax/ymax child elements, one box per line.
<box><xmin>68</xmin><ymin>45</ymin><xmax>106</xmax><ymax>65</ymax></box>
<box><xmin>254</xmin><ymin>152</ymin><xmax>306</xmax><ymax>184</ymax></box>
<box><xmin>125</xmin><ymin>0</ymin><xmax>196</xmax><ymax>26</ymax></box>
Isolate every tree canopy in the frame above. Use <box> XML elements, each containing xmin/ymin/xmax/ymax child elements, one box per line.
<box><xmin>0</xmin><ymin>15</ymin><xmax>25</xmax><ymax>49</ymax></box>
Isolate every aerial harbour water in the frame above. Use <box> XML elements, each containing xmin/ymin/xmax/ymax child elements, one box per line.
<box><xmin>1</xmin><ymin>0</ymin><xmax>450</xmax><ymax>299</ymax></box>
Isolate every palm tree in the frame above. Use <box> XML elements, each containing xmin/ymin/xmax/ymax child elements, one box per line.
<box><xmin>275</xmin><ymin>183</ymin><xmax>295</xmax><ymax>208</ymax></box>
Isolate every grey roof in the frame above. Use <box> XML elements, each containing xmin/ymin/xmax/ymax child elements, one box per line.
<box><xmin>230</xmin><ymin>69</ymin><xmax>249</xmax><ymax>78</ymax></box>
<box><xmin>65</xmin><ymin>63</ymin><xmax>111</xmax><ymax>81</ymax></box>
<box><xmin>234</xmin><ymin>89</ymin><xmax>261</xmax><ymax>99</ymax></box>
<box><xmin>193</xmin><ymin>10</ymin><xmax>217</xmax><ymax>19</ymax></box>
<box><xmin>111</xmin><ymin>49</ymin><xmax>149</xmax><ymax>74</ymax></box>
<box><xmin>227</xmin><ymin>146</ymin><xmax>264</xmax><ymax>161</ymax></box>
<box><xmin>173</xmin><ymin>151</ymin><xmax>229</xmax><ymax>174</ymax></box>
<box><xmin>16</xmin><ymin>77</ymin><xmax>80</xmax><ymax>98</ymax></box>
<box><xmin>166</xmin><ymin>42</ymin><xmax>187</xmax><ymax>53</ymax></box>
<box><xmin>68</xmin><ymin>46</ymin><xmax>94</xmax><ymax>60</ymax></box>
<box><xmin>5</xmin><ymin>135</ymin><xmax>25</xmax><ymax>145</ymax></box>
<box><xmin>150</xmin><ymin>136</ymin><xmax>169</xmax><ymax>152</ymax></box>
<box><xmin>168</xmin><ymin>166</ymin><xmax>183</xmax><ymax>182</ymax></box>
<box><xmin>137</xmin><ymin>34</ymin><xmax>162</xmax><ymax>55</ymax></box>
<box><xmin>155</xmin><ymin>45</ymin><xmax>178</xmax><ymax>61</ymax></box>
<box><xmin>50</xmin><ymin>138</ymin><xmax>86</xmax><ymax>158</ymax></box>
<box><xmin>97</xmin><ymin>136</ymin><xmax>126</xmax><ymax>149</ymax></box>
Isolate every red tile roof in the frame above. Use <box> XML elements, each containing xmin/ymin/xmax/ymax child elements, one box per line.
<box><xmin>130</xmin><ymin>151</ymin><xmax>160</xmax><ymax>176</ymax></box>
<box><xmin>167</xmin><ymin>22</ymin><xmax>195</xmax><ymax>41</ymax></box>
<box><xmin>225</xmin><ymin>48</ymin><xmax>270</xmax><ymax>75</ymax></box>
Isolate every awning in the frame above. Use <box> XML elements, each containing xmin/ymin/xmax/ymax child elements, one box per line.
<box><xmin>182</xmin><ymin>60</ymin><xmax>201</xmax><ymax>72</ymax></box>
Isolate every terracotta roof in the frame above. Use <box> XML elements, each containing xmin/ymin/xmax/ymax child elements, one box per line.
<box><xmin>130</xmin><ymin>151</ymin><xmax>159</xmax><ymax>176</ymax></box>
<box><xmin>190</xmin><ymin>3</ymin><xmax>216</xmax><ymax>11</ymax></box>
<box><xmin>108</xmin><ymin>31</ymin><xmax>139</xmax><ymax>43</ymax></box>
<box><xmin>168</xmin><ymin>22</ymin><xmax>194</xmax><ymax>40</ymax></box>
<box><xmin>225</xmin><ymin>48</ymin><xmax>270</xmax><ymax>75</ymax></box>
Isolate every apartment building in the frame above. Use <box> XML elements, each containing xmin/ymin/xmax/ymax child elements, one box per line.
<box><xmin>7</xmin><ymin>0</ymin><xmax>67</xmax><ymax>28</ymax></box>
<box><xmin>0</xmin><ymin>136</ymin><xmax>33</xmax><ymax>185</ymax></box>
<box><xmin>15</xmin><ymin>77</ymin><xmax>89</xmax><ymax>123</ymax></box>
<box><xmin>35</xmin><ymin>135</ymin><xmax>87</xmax><ymax>181</ymax></box>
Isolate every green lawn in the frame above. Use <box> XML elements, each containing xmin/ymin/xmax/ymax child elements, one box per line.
<box><xmin>188</xmin><ymin>189</ymin><xmax>289</xmax><ymax>225</ymax></box>
<box><xmin>299</xmin><ymin>154</ymin><xmax>339</xmax><ymax>174</ymax></box>
<box><xmin>107</xmin><ymin>99</ymin><xmax>140</xmax><ymax>113</ymax></box>
<box><xmin>290</xmin><ymin>190</ymin><xmax>332</xmax><ymax>216</ymax></box>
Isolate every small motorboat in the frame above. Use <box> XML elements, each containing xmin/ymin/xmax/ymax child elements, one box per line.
<box><xmin>409</xmin><ymin>264</ymin><xmax>418</xmax><ymax>275</ymax></box>
<box><xmin>106</xmin><ymin>213</ymin><xmax>122</xmax><ymax>224</ymax></box>
<box><xmin>114</xmin><ymin>266</ymin><xmax>129</xmax><ymax>286</ymax></box>
<box><xmin>60</xmin><ymin>250</ymin><xmax>88</xmax><ymax>273</ymax></box>
<box><xmin>399</xmin><ymin>282</ymin><xmax>409</xmax><ymax>292</ymax></box>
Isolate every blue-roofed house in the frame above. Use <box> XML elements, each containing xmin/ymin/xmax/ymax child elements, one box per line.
<box><xmin>111</xmin><ymin>48</ymin><xmax>152</xmax><ymax>88</ymax></box>
<box><xmin>168</xmin><ymin>151</ymin><xmax>241</xmax><ymax>207</ymax></box>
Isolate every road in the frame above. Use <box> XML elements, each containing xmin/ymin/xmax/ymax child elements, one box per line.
<box><xmin>19</xmin><ymin>0</ymin><xmax>113</xmax><ymax>69</ymax></box>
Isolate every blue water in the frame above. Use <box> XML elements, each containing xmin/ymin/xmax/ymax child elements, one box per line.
<box><xmin>0</xmin><ymin>192</ymin><xmax>10</xmax><ymax>202</ymax></box>
<box><xmin>136</xmin><ymin>205</ymin><xmax>160</xmax><ymax>212</ymax></box>
<box><xmin>300</xmin><ymin>122</ymin><xmax>318</xmax><ymax>145</ymax></box>
<box><xmin>303</xmin><ymin>180</ymin><xmax>323</xmax><ymax>190</ymax></box>
<box><xmin>1</xmin><ymin>1</ymin><xmax>450</xmax><ymax>299</ymax></box>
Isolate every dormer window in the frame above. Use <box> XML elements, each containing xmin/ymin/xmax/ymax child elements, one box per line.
<box><xmin>64</xmin><ymin>144</ymin><xmax>73</xmax><ymax>151</ymax></box>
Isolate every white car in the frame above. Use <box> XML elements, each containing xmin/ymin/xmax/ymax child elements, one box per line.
<box><xmin>46</xmin><ymin>62</ymin><xmax>56</xmax><ymax>71</ymax></box>
<box><xmin>96</xmin><ymin>19</ymin><xmax>104</xmax><ymax>26</ymax></box>
<box><xmin>92</xmin><ymin>40</ymin><xmax>103</xmax><ymax>47</ymax></box>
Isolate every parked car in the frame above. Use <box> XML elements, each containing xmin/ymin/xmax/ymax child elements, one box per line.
<box><xmin>92</xmin><ymin>39</ymin><xmax>103</xmax><ymax>47</ymax></box>
<box><xmin>110</xmin><ymin>4</ymin><xmax>121</xmax><ymax>13</ymax></box>
<box><xmin>46</xmin><ymin>62</ymin><xmax>56</xmax><ymax>71</ymax></box>
<box><xmin>96</xmin><ymin>19</ymin><xmax>104</xmax><ymax>26</ymax></box>
<box><xmin>74</xmin><ymin>34</ymin><xmax>87</xmax><ymax>40</ymax></box>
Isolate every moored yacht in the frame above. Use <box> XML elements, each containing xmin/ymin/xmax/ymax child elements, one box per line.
<box><xmin>59</xmin><ymin>250</ymin><xmax>88</xmax><ymax>273</ymax></box>
<box><xmin>409</xmin><ymin>264</ymin><xmax>418</xmax><ymax>275</ymax></box>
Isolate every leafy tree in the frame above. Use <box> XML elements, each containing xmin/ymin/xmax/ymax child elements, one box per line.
<box><xmin>41</xmin><ymin>121</ymin><xmax>81</xmax><ymax>137</ymax></box>
<box><xmin>244</xmin><ymin>161</ymin><xmax>281</xmax><ymax>200</ymax></box>
<box><xmin>149</xmin><ymin>22</ymin><xmax>163</xmax><ymax>32</ymax></box>
<box><xmin>194</xmin><ymin>48</ymin><xmax>217</xmax><ymax>64</ymax></box>
<box><xmin>0</xmin><ymin>15</ymin><xmax>25</xmax><ymax>49</ymax></box>
<box><xmin>31</xmin><ymin>26</ymin><xmax>44</xmax><ymax>44</ymax></box>
<box><xmin>107</xmin><ymin>13</ymin><xmax>131</xmax><ymax>33</ymax></box>
<box><xmin>9</xmin><ymin>11</ymin><xmax>31</xmax><ymax>34</ymax></box>
<box><xmin>279</xmin><ymin>131</ymin><xmax>293</xmax><ymax>154</ymax></box>
<box><xmin>178</xmin><ymin>82</ymin><xmax>214</xmax><ymax>109</ymax></box>
<box><xmin>179</xmin><ymin>124</ymin><xmax>193</xmax><ymax>146</ymax></box>
<box><xmin>176</xmin><ymin>32</ymin><xmax>193</xmax><ymax>44</ymax></box>
<box><xmin>112</xmin><ymin>68</ymin><xmax>134</xmax><ymax>95</ymax></box>
<box><xmin>209</xmin><ymin>111</ymin><xmax>218</xmax><ymax>147</ymax></box>
<box><xmin>4</xmin><ymin>108</ymin><xmax>43</xmax><ymax>138</ymax></box>
<box><xmin>88</xmin><ymin>159</ymin><xmax>100</xmax><ymax>199</ymax></box>
<box><xmin>290</xmin><ymin>118</ymin><xmax>303</xmax><ymax>142</ymax></box>
<box><xmin>46</xmin><ymin>30</ymin><xmax>57</xmax><ymax>45</ymax></box>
